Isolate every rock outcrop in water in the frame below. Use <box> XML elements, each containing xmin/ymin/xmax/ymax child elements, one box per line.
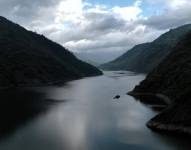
<box><xmin>100</xmin><ymin>24</ymin><xmax>191</xmax><ymax>73</ymax></box>
<box><xmin>113</xmin><ymin>95</ymin><xmax>120</xmax><ymax>99</ymax></box>
<box><xmin>129</xmin><ymin>31</ymin><xmax>191</xmax><ymax>134</ymax></box>
<box><xmin>0</xmin><ymin>16</ymin><xmax>102</xmax><ymax>87</ymax></box>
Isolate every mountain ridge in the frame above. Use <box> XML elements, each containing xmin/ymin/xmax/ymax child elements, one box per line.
<box><xmin>0</xmin><ymin>16</ymin><xmax>102</xmax><ymax>87</ymax></box>
<box><xmin>100</xmin><ymin>24</ymin><xmax>191</xmax><ymax>73</ymax></box>
<box><xmin>129</xmin><ymin>31</ymin><xmax>191</xmax><ymax>134</ymax></box>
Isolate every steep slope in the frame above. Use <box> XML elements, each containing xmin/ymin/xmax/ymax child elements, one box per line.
<box><xmin>129</xmin><ymin>31</ymin><xmax>191</xmax><ymax>134</ymax></box>
<box><xmin>100</xmin><ymin>24</ymin><xmax>191</xmax><ymax>73</ymax></box>
<box><xmin>0</xmin><ymin>16</ymin><xmax>102</xmax><ymax>87</ymax></box>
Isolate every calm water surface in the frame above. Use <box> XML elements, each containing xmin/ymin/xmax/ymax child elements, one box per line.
<box><xmin>0</xmin><ymin>71</ymin><xmax>190</xmax><ymax>150</ymax></box>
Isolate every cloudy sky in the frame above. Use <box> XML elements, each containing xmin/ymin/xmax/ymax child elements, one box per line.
<box><xmin>1</xmin><ymin>0</ymin><xmax>191</xmax><ymax>63</ymax></box>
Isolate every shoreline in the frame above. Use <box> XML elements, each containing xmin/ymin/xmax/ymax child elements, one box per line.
<box><xmin>128</xmin><ymin>91</ymin><xmax>191</xmax><ymax>136</ymax></box>
<box><xmin>0</xmin><ymin>74</ymin><xmax>103</xmax><ymax>91</ymax></box>
<box><xmin>147</xmin><ymin>120</ymin><xmax>191</xmax><ymax>135</ymax></box>
<box><xmin>128</xmin><ymin>91</ymin><xmax>170</xmax><ymax>105</ymax></box>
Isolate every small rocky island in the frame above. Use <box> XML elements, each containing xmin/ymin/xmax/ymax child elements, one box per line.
<box><xmin>113</xmin><ymin>95</ymin><xmax>120</xmax><ymax>99</ymax></box>
<box><xmin>129</xmin><ymin>31</ymin><xmax>191</xmax><ymax>135</ymax></box>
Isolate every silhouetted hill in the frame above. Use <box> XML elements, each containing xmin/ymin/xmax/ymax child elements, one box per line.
<box><xmin>129</xmin><ymin>31</ymin><xmax>191</xmax><ymax>134</ymax></box>
<box><xmin>0</xmin><ymin>16</ymin><xmax>102</xmax><ymax>87</ymax></box>
<box><xmin>100</xmin><ymin>24</ymin><xmax>191</xmax><ymax>73</ymax></box>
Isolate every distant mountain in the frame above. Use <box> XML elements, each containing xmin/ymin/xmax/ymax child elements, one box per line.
<box><xmin>0</xmin><ymin>16</ymin><xmax>102</xmax><ymax>87</ymax></box>
<box><xmin>100</xmin><ymin>24</ymin><xmax>191</xmax><ymax>73</ymax></box>
<box><xmin>74</xmin><ymin>51</ymin><xmax>124</xmax><ymax>65</ymax></box>
<box><xmin>74</xmin><ymin>53</ymin><xmax>101</xmax><ymax>67</ymax></box>
<box><xmin>80</xmin><ymin>59</ymin><xmax>100</xmax><ymax>67</ymax></box>
<box><xmin>129</xmin><ymin>31</ymin><xmax>191</xmax><ymax>134</ymax></box>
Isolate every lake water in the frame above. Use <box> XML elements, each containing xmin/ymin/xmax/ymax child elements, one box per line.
<box><xmin>0</xmin><ymin>71</ymin><xmax>190</xmax><ymax>150</ymax></box>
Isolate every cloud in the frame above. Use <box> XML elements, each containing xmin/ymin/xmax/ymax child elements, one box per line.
<box><xmin>0</xmin><ymin>0</ymin><xmax>191</xmax><ymax>62</ymax></box>
<box><xmin>0</xmin><ymin>0</ymin><xmax>59</xmax><ymax>20</ymax></box>
<box><xmin>55</xmin><ymin>0</ymin><xmax>84</xmax><ymax>24</ymax></box>
<box><xmin>112</xmin><ymin>1</ymin><xmax>142</xmax><ymax>21</ymax></box>
<box><xmin>138</xmin><ymin>0</ymin><xmax>191</xmax><ymax>30</ymax></box>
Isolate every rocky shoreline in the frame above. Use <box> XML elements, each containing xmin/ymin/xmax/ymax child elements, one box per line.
<box><xmin>128</xmin><ymin>91</ymin><xmax>191</xmax><ymax>136</ymax></box>
<box><xmin>147</xmin><ymin>120</ymin><xmax>191</xmax><ymax>135</ymax></box>
<box><xmin>128</xmin><ymin>91</ymin><xmax>169</xmax><ymax>105</ymax></box>
<box><xmin>127</xmin><ymin>31</ymin><xmax>191</xmax><ymax>136</ymax></box>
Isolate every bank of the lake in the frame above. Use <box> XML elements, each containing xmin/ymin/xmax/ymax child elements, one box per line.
<box><xmin>0</xmin><ymin>71</ymin><xmax>190</xmax><ymax>150</ymax></box>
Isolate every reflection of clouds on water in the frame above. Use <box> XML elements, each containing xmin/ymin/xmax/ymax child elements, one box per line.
<box><xmin>55</xmin><ymin>106</ymin><xmax>90</xmax><ymax>150</ymax></box>
<box><xmin>0</xmin><ymin>72</ymin><xmax>189</xmax><ymax>150</ymax></box>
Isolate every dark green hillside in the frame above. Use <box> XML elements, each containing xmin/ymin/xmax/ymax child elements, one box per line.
<box><xmin>130</xmin><ymin>31</ymin><xmax>191</xmax><ymax>134</ymax></box>
<box><xmin>100</xmin><ymin>24</ymin><xmax>191</xmax><ymax>73</ymax></box>
<box><xmin>0</xmin><ymin>16</ymin><xmax>102</xmax><ymax>87</ymax></box>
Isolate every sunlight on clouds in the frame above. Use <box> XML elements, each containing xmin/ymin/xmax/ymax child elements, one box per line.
<box><xmin>55</xmin><ymin>0</ymin><xmax>84</xmax><ymax>24</ymax></box>
<box><xmin>55</xmin><ymin>0</ymin><xmax>143</xmax><ymax>27</ymax></box>
<box><xmin>144</xmin><ymin>0</ymin><xmax>190</xmax><ymax>8</ymax></box>
<box><xmin>49</xmin><ymin>0</ymin><xmax>164</xmax><ymax>62</ymax></box>
<box><xmin>168</xmin><ymin>0</ymin><xmax>188</xmax><ymax>9</ymax></box>
<box><xmin>86</xmin><ymin>4</ymin><xmax>108</xmax><ymax>14</ymax></box>
<box><xmin>112</xmin><ymin>6</ymin><xmax>142</xmax><ymax>21</ymax></box>
<box><xmin>135</xmin><ymin>0</ymin><xmax>142</xmax><ymax>7</ymax></box>
<box><xmin>2</xmin><ymin>0</ymin><xmax>191</xmax><ymax>62</ymax></box>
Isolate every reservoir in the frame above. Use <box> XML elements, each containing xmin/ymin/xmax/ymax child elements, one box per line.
<box><xmin>0</xmin><ymin>71</ymin><xmax>190</xmax><ymax>150</ymax></box>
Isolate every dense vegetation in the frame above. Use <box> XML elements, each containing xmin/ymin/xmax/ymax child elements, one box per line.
<box><xmin>100</xmin><ymin>24</ymin><xmax>191</xmax><ymax>73</ymax></box>
<box><xmin>130</xmin><ymin>31</ymin><xmax>191</xmax><ymax>134</ymax></box>
<box><xmin>0</xmin><ymin>16</ymin><xmax>102</xmax><ymax>87</ymax></box>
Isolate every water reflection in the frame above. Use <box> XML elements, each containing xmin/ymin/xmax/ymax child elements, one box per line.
<box><xmin>0</xmin><ymin>89</ymin><xmax>61</xmax><ymax>140</ymax></box>
<box><xmin>0</xmin><ymin>72</ymin><xmax>190</xmax><ymax>150</ymax></box>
